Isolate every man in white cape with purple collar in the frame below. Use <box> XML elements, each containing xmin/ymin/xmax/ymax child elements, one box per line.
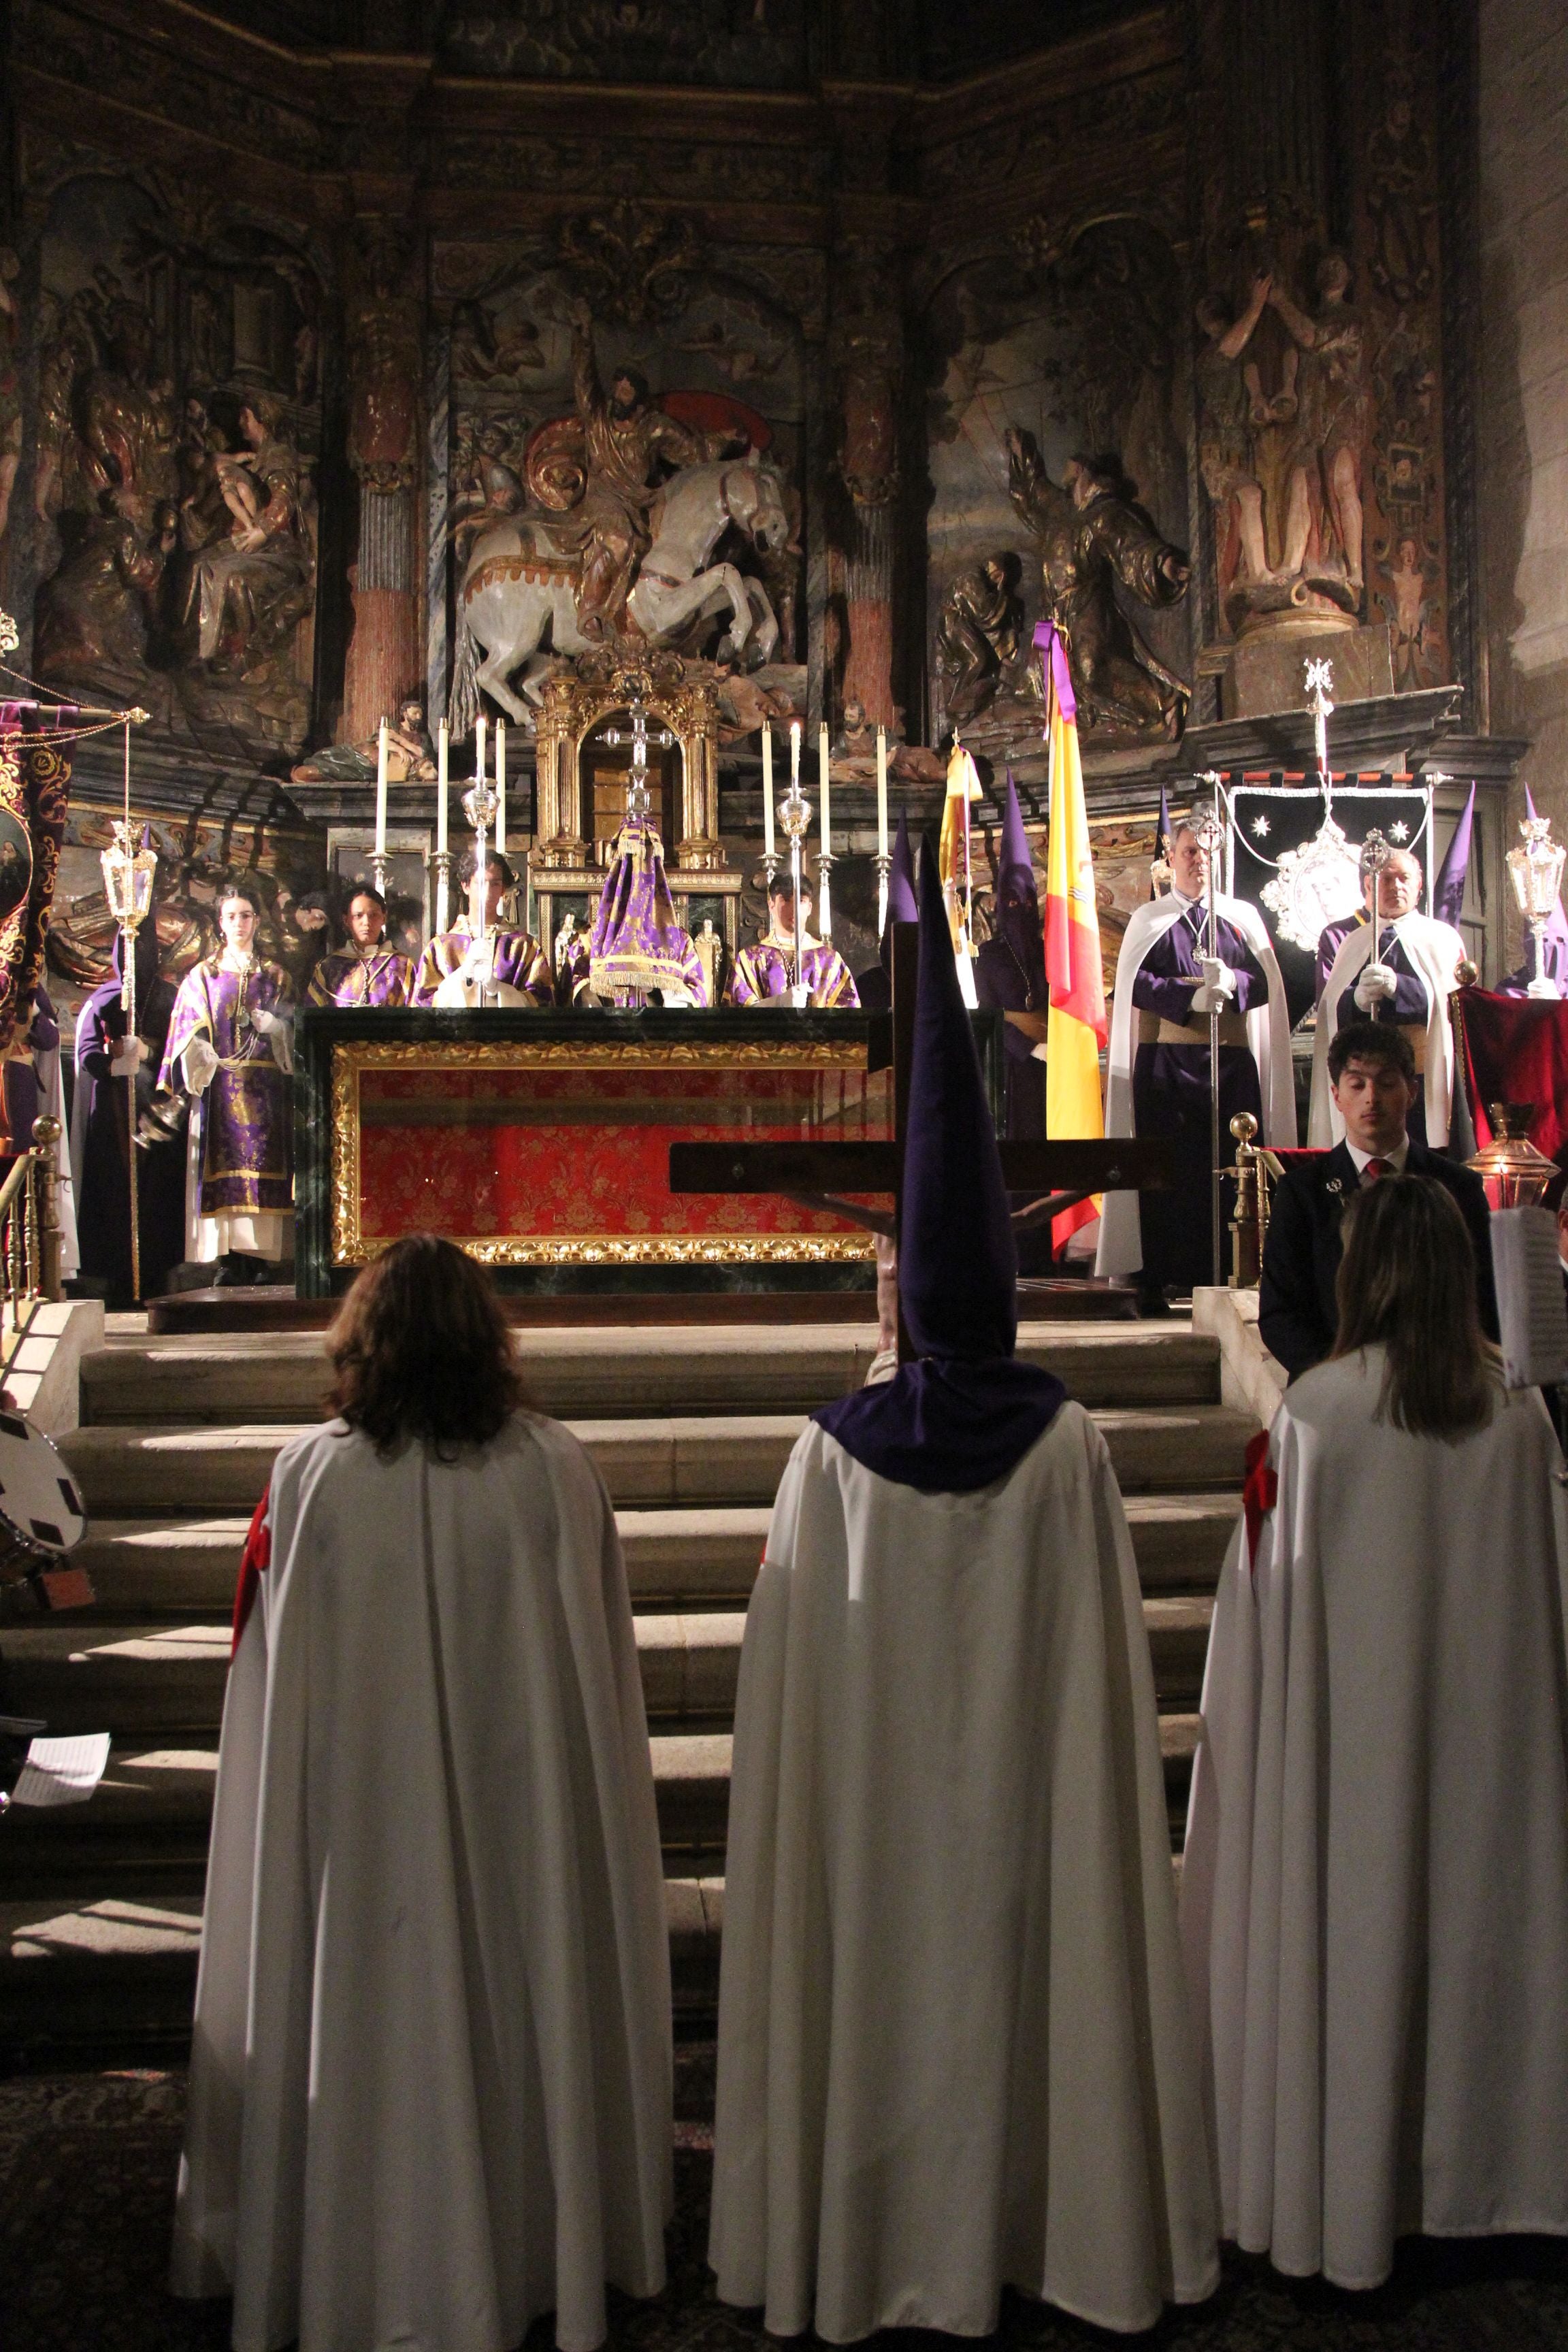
<box><xmin>1309</xmin><ymin>845</ymin><xmax>1465</xmax><ymax>1147</ymax></box>
<box><xmin>1097</xmin><ymin>818</ymin><xmax>1294</xmax><ymax>1294</ymax></box>
<box><xmin>709</xmin><ymin>843</ymin><xmax>1218</xmax><ymax>2340</ymax></box>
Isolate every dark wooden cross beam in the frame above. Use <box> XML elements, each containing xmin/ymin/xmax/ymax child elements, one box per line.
<box><xmin>670</xmin><ymin>924</ymin><xmax>1175</xmax><ymax>1352</ymax></box>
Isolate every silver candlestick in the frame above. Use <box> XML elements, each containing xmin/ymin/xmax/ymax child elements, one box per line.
<box><xmin>778</xmin><ymin>773</ymin><xmax>812</xmax><ymax>1002</ymax></box>
<box><xmin>873</xmin><ymin>848</ymin><xmax>892</xmax><ymax>940</ymax></box>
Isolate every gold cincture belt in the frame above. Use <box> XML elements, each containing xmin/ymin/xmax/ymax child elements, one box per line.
<box><xmin>1138</xmin><ymin>1010</ymin><xmax>1249</xmax><ymax>1049</ymax></box>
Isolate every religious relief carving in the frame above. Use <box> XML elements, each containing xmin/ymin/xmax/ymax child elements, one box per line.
<box><xmin>29</xmin><ymin>182</ymin><xmax>324</xmax><ymax>760</ymax></box>
<box><xmin>1194</xmin><ymin>255</ymin><xmax>1369</xmax><ymax>638</ymax></box>
<box><xmin>0</xmin><ymin>250</ymin><xmax>20</xmax><ymax>546</ymax></box>
<box><xmin>1004</xmin><ymin>429</ymin><xmax>1190</xmax><ymax>740</ymax></box>
<box><xmin>553</xmin><ymin>203</ymin><xmax>701</xmax><ymax>328</ymax></box>
<box><xmin>935</xmin><ymin>555</ymin><xmax>1027</xmax><ymax>725</ymax></box>
<box><xmin>448</xmin><ymin>300</ymin><xmax>796</xmax><ymax>730</ymax></box>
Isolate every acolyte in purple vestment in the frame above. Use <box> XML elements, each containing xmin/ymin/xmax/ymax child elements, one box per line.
<box><xmin>586</xmin><ymin>819</ymin><xmax>708</xmax><ymax>1004</ymax></box>
<box><xmin>726</xmin><ymin>935</ymin><xmax>860</xmax><ymax>1009</ymax></box>
<box><xmin>306</xmin><ymin>946</ymin><xmax>413</xmax><ymax>1008</ymax></box>
<box><xmin>160</xmin><ymin>958</ymin><xmax>294</xmax><ymax>1216</ymax></box>
<box><xmin>1131</xmin><ymin>895</ymin><xmax>1268</xmax><ymax>1293</ymax></box>
<box><xmin>409</xmin><ymin>926</ymin><xmax>555</xmax><ymax>1007</ymax></box>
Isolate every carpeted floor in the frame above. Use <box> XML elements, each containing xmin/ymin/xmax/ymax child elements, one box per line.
<box><xmin>5</xmin><ymin>2054</ymin><xmax>1568</xmax><ymax>2351</ymax></box>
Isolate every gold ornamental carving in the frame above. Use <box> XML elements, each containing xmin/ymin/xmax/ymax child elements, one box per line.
<box><xmin>328</xmin><ymin>1035</ymin><xmax>881</xmax><ymax>1267</ymax></box>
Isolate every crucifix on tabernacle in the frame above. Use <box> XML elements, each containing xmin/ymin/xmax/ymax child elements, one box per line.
<box><xmin>670</xmin><ymin>924</ymin><xmax>1177</xmax><ymax>1360</ymax></box>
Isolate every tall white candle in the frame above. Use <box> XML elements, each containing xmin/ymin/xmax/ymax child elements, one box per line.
<box><xmin>475</xmin><ymin>715</ymin><xmax>487</xmax><ymax>796</ymax></box>
<box><xmin>437</xmin><ymin>718</ymin><xmax>448</xmax><ymax>852</ymax></box>
<box><xmin>495</xmin><ymin>719</ymin><xmax>507</xmax><ymax>854</ymax></box>
<box><xmin>876</xmin><ymin>726</ymin><xmax>889</xmax><ymax>857</ymax></box>
<box><xmin>374</xmin><ymin>717</ymin><xmax>389</xmax><ymax>857</ymax></box>
<box><xmin>818</xmin><ymin>723</ymin><xmax>831</xmax><ymax>845</ymax></box>
<box><xmin>789</xmin><ymin>719</ymin><xmax>802</xmax><ymax>787</ymax></box>
<box><xmin>762</xmin><ymin>725</ymin><xmax>775</xmax><ymax>858</ymax></box>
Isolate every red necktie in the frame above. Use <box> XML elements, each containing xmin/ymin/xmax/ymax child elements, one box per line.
<box><xmin>1364</xmin><ymin>1156</ymin><xmax>1393</xmax><ymax>1181</ymax></box>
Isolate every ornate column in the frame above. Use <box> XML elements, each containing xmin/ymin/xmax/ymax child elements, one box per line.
<box><xmin>342</xmin><ymin>226</ymin><xmax>423</xmax><ymax>744</ymax></box>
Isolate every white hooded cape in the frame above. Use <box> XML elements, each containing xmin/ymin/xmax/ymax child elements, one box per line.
<box><xmin>171</xmin><ymin>1411</ymin><xmax>672</xmax><ymax>2352</ymax></box>
<box><xmin>1308</xmin><ymin>910</ymin><xmax>1465</xmax><ymax>1147</ymax></box>
<box><xmin>1181</xmin><ymin>1353</ymin><xmax>1568</xmax><ymax>2287</ymax></box>
<box><xmin>1096</xmin><ymin>892</ymin><xmax>1295</xmax><ymax>1281</ymax></box>
<box><xmin>710</xmin><ymin>1407</ymin><xmax>1218</xmax><ymax>2340</ymax></box>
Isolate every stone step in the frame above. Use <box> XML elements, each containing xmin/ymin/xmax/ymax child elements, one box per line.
<box><xmin>74</xmin><ymin>1490</ymin><xmax>1239</xmax><ymax>1617</ymax></box>
<box><xmin>61</xmin><ymin>1405</ymin><xmax>1255</xmax><ymax>1516</ymax></box>
<box><xmin>0</xmin><ymin>1718</ymin><xmax>1206</xmax><ymax>1901</ymax></box>
<box><xmin>0</xmin><ymin>1599</ymin><xmax>1215</xmax><ymax>1740</ymax></box>
<box><xmin>0</xmin><ymin>1873</ymin><xmax>728</xmax><ymax>2060</ymax></box>
<box><xmin>81</xmin><ymin>1321</ymin><xmax>1221</xmax><ymax>1426</ymax></box>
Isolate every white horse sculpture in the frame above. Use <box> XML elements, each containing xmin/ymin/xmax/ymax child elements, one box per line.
<box><xmin>449</xmin><ymin>451</ymin><xmax>791</xmax><ymax>730</ymax></box>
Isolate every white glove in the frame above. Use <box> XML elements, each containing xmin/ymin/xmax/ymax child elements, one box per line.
<box><xmin>1191</xmin><ymin>956</ymin><xmax>1238</xmax><ymax>1015</ymax></box>
<box><xmin>182</xmin><ymin>1035</ymin><xmax>219</xmax><ymax>1095</ymax></box>
<box><xmin>109</xmin><ymin>1037</ymin><xmax>147</xmax><ymax>1079</ymax></box>
<box><xmin>460</xmin><ymin>936</ymin><xmax>496</xmax><ymax>978</ymax></box>
<box><xmin>1354</xmin><ymin>960</ymin><xmax>1399</xmax><ymax>1011</ymax></box>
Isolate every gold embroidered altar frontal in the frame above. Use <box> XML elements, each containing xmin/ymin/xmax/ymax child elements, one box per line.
<box><xmin>330</xmin><ymin>1035</ymin><xmax>893</xmax><ymax>1266</ymax></box>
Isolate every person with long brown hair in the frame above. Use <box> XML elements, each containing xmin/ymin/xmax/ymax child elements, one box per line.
<box><xmin>1183</xmin><ymin>1173</ymin><xmax>1568</xmax><ymax>2293</ymax></box>
<box><xmin>173</xmin><ymin>1233</ymin><xmax>672</xmax><ymax>2352</ymax></box>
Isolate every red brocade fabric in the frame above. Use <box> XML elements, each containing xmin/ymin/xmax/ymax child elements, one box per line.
<box><xmin>1454</xmin><ymin>985</ymin><xmax>1568</xmax><ymax>1170</ymax></box>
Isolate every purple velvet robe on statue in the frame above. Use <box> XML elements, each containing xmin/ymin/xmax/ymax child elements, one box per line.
<box><xmin>306</xmin><ymin>946</ymin><xmax>412</xmax><ymax>1009</ymax></box>
<box><xmin>1132</xmin><ymin>898</ymin><xmax>1267</xmax><ymax>1294</ymax></box>
<box><xmin>159</xmin><ymin>959</ymin><xmax>294</xmax><ymax>1220</ymax></box>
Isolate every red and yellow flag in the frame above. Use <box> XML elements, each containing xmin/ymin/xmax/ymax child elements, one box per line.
<box><xmin>1036</xmin><ymin>622</ymin><xmax>1106</xmax><ymax>1245</ymax></box>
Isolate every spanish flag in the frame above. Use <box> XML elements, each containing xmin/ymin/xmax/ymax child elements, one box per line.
<box><xmin>939</xmin><ymin>738</ymin><xmax>983</xmax><ymax>1003</ymax></box>
<box><xmin>1036</xmin><ymin>621</ymin><xmax>1106</xmax><ymax>1245</ymax></box>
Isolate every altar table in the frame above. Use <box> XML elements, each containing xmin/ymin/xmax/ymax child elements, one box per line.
<box><xmin>295</xmin><ymin>1008</ymin><xmax>1004</xmax><ymax>1297</ymax></box>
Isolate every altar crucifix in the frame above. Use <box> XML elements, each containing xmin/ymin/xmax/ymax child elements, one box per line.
<box><xmin>601</xmin><ymin>700</ymin><xmax>674</xmax><ymax>828</ymax></box>
<box><xmin>671</xmin><ymin>924</ymin><xmax>1176</xmax><ymax>1359</ymax></box>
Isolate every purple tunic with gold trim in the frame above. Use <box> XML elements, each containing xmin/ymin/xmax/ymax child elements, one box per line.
<box><xmin>159</xmin><ymin>958</ymin><xmax>294</xmax><ymax>1217</ymax></box>
<box><xmin>306</xmin><ymin>946</ymin><xmax>413</xmax><ymax>1009</ymax></box>
<box><xmin>726</xmin><ymin>934</ymin><xmax>860</xmax><ymax>1009</ymax></box>
<box><xmin>410</xmin><ymin>926</ymin><xmax>555</xmax><ymax>1007</ymax></box>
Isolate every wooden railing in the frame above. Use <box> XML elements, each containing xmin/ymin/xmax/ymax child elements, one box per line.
<box><xmin>0</xmin><ymin>1115</ymin><xmax>65</xmax><ymax>1386</ymax></box>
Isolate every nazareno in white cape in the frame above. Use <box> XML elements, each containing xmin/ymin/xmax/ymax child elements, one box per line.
<box><xmin>1308</xmin><ymin>909</ymin><xmax>1465</xmax><ymax>1145</ymax></box>
<box><xmin>1181</xmin><ymin>1352</ymin><xmax>1568</xmax><ymax>2288</ymax></box>
<box><xmin>710</xmin><ymin>1407</ymin><xmax>1219</xmax><ymax>2340</ymax></box>
<box><xmin>1096</xmin><ymin>891</ymin><xmax>1295</xmax><ymax>1281</ymax></box>
<box><xmin>170</xmin><ymin>1412</ymin><xmax>672</xmax><ymax>2352</ymax></box>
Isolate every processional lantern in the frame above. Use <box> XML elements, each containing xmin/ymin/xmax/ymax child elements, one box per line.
<box><xmin>1468</xmin><ymin>1106</ymin><xmax>1559</xmax><ymax>1210</ymax></box>
<box><xmin>100</xmin><ymin>820</ymin><xmax>157</xmax><ymax>1009</ymax></box>
<box><xmin>1506</xmin><ymin>811</ymin><xmax>1567</xmax><ymax>1000</ymax></box>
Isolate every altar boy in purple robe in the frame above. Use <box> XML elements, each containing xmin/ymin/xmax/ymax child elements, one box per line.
<box><xmin>161</xmin><ymin>880</ymin><xmax>295</xmax><ymax>1286</ymax></box>
<box><xmin>726</xmin><ymin>871</ymin><xmax>859</xmax><ymax>1009</ymax></box>
<box><xmin>306</xmin><ymin>884</ymin><xmax>412</xmax><ymax>1009</ymax></box>
<box><xmin>410</xmin><ymin>851</ymin><xmax>554</xmax><ymax>1007</ymax></box>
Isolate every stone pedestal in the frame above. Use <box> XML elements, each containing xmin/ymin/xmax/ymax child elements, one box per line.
<box><xmin>1222</xmin><ymin>623</ymin><xmax>1396</xmax><ymax>720</ymax></box>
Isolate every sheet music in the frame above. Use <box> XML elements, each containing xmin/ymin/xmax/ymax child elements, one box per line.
<box><xmin>8</xmin><ymin>1731</ymin><xmax>111</xmax><ymax>1808</ymax></box>
<box><xmin>1490</xmin><ymin>1205</ymin><xmax>1568</xmax><ymax>1391</ymax></box>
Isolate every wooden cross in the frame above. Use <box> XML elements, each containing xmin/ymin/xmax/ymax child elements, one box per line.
<box><xmin>670</xmin><ymin>923</ymin><xmax>1175</xmax><ymax>1354</ymax></box>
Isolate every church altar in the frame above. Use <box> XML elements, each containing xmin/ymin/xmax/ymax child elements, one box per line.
<box><xmin>294</xmin><ymin>1007</ymin><xmax>1004</xmax><ymax>1298</ymax></box>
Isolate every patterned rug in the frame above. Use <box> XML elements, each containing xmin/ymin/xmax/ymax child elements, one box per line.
<box><xmin>5</xmin><ymin>2057</ymin><xmax>1568</xmax><ymax>2351</ymax></box>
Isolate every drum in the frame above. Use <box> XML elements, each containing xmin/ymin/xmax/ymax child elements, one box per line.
<box><xmin>0</xmin><ymin>1408</ymin><xmax>91</xmax><ymax>1618</ymax></box>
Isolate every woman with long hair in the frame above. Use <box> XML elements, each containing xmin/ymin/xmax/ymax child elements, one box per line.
<box><xmin>1182</xmin><ymin>1174</ymin><xmax>1568</xmax><ymax>2291</ymax></box>
<box><xmin>173</xmin><ymin>1233</ymin><xmax>672</xmax><ymax>2352</ymax></box>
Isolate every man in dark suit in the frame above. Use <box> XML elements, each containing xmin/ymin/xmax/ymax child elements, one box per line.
<box><xmin>1259</xmin><ymin>1019</ymin><xmax>1497</xmax><ymax>1379</ymax></box>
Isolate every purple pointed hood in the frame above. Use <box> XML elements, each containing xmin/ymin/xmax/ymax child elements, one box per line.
<box><xmin>1432</xmin><ymin>785</ymin><xmax>1474</xmax><ymax>928</ymax></box>
<box><xmin>994</xmin><ymin>772</ymin><xmax>1044</xmax><ymax>977</ymax></box>
<box><xmin>879</xmin><ymin>811</ymin><xmax>919</xmax><ymax>970</ymax></box>
<box><xmin>812</xmin><ymin>838</ymin><xmax>1066</xmax><ymax>1492</ymax></box>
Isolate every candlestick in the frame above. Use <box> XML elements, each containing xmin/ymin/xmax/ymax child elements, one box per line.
<box><xmin>374</xmin><ymin>717</ymin><xmax>389</xmax><ymax>859</ymax></box>
<box><xmin>437</xmin><ymin>718</ymin><xmax>449</xmax><ymax>853</ymax></box>
<box><xmin>874</xmin><ymin>849</ymin><xmax>892</xmax><ymax>940</ymax></box>
<box><xmin>818</xmin><ymin>723</ymin><xmax>831</xmax><ymax>850</ymax></box>
<box><xmin>875</xmin><ymin>726</ymin><xmax>888</xmax><ymax>858</ymax></box>
<box><xmin>762</xmin><ymin>725</ymin><xmax>775</xmax><ymax>860</ymax></box>
<box><xmin>495</xmin><ymin>719</ymin><xmax>507</xmax><ymax>854</ymax></box>
<box><xmin>817</xmin><ymin>848</ymin><xmax>835</xmax><ymax>943</ymax></box>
